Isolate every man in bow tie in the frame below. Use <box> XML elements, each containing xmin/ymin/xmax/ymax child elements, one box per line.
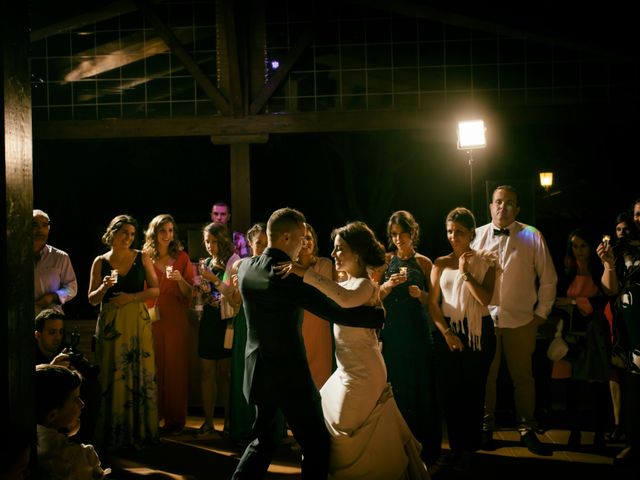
<box><xmin>471</xmin><ymin>185</ymin><xmax>557</xmax><ymax>456</ymax></box>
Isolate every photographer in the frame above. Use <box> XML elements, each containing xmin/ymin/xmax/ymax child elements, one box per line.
<box><xmin>35</xmin><ymin>309</ymin><xmax>100</xmax><ymax>445</ymax></box>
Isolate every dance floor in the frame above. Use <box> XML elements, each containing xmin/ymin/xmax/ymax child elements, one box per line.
<box><xmin>105</xmin><ymin>415</ymin><xmax>632</xmax><ymax>480</ymax></box>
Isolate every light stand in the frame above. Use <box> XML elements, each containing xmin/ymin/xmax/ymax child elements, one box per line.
<box><xmin>467</xmin><ymin>149</ymin><xmax>476</xmax><ymax>212</ymax></box>
<box><xmin>457</xmin><ymin>120</ymin><xmax>486</xmax><ymax>213</ymax></box>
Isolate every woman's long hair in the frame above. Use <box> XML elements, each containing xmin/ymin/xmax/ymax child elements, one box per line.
<box><xmin>203</xmin><ymin>222</ymin><xmax>234</xmax><ymax>270</ymax></box>
<box><xmin>143</xmin><ymin>214</ymin><xmax>184</xmax><ymax>260</ymax></box>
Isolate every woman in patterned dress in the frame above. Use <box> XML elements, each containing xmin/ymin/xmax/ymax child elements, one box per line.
<box><xmin>88</xmin><ymin>214</ymin><xmax>159</xmax><ymax>452</ymax></box>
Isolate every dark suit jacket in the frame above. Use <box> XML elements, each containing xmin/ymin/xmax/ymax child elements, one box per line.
<box><xmin>238</xmin><ymin>247</ymin><xmax>384</xmax><ymax>404</ymax></box>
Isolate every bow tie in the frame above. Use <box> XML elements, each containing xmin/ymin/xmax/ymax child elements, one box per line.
<box><xmin>493</xmin><ymin>228</ymin><xmax>510</xmax><ymax>237</ymax></box>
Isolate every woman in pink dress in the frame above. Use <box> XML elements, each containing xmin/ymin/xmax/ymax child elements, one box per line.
<box><xmin>143</xmin><ymin>214</ymin><xmax>196</xmax><ymax>435</ymax></box>
<box><xmin>554</xmin><ymin>228</ymin><xmax>611</xmax><ymax>450</ymax></box>
<box><xmin>299</xmin><ymin>223</ymin><xmax>335</xmax><ymax>388</ymax></box>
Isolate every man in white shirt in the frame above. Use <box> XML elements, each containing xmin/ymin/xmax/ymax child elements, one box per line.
<box><xmin>33</xmin><ymin>209</ymin><xmax>78</xmax><ymax>315</ymax></box>
<box><xmin>471</xmin><ymin>185</ymin><xmax>557</xmax><ymax>456</ymax></box>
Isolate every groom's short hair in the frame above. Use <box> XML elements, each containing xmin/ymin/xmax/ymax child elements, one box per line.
<box><xmin>267</xmin><ymin>208</ymin><xmax>305</xmax><ymax>241</ymax></box>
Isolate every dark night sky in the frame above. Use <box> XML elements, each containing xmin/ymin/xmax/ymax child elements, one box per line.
<box><xmin>34</xmin><ymin>114</ymin><xmax>638</xmax><ymax>319</ymax></box>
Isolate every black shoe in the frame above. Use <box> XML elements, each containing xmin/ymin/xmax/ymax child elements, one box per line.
<box><xmin>520</xmin><ymin>431</ymin><xmax>552</xmax><ymax>456</ymax></box>
<box><xmin>480</xmin><ymin>430</ymin><xmax>498</xmax><ymax>451</ymax></box>
<box><xmin>607</xmin><ymin>425</ymin><xmax>626</xmax><ymax>443</ymax></box>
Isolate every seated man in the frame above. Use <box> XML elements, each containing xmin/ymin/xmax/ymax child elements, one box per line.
<box><xmin>35</xmin><ymin>309</ymin><xmax>100</xmax><ymax>445</ymax></box>
<box><xmin>35</xmin><ymin>308</ymin><xmax>68</xmax><ymax>366</ymax></box>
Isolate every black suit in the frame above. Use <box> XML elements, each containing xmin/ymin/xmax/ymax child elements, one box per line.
<box><xmin>232</xmin><ymin>248</ymin><xmax>384</xmax><ymax>480</ymax></box>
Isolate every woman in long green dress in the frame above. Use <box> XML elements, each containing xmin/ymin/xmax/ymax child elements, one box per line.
<box><xmin>228</xmin><ymin>223</ymin><xmax>267</xmax><ymax>445</ymax></box>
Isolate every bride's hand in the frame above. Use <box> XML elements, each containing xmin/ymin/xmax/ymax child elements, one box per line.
<box><xmin>275</xmin><ymin>261</ymin><xmax>306</xmax><ymax>278</ymax></box>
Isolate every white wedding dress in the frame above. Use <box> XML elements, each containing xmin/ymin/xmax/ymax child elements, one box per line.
<box><xmin>304</xmin><ymin>271</ymin><xmax>430</xmax><ymax>480</ymax></box>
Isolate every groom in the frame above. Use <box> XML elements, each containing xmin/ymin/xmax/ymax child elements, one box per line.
<box><xmin>232</xmin><ymin>208</ymin><xmax>384</xmax><ymax>480</ymax></box>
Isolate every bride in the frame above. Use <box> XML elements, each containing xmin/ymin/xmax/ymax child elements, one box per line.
<box><xmin>280</xmin><ymin>221</ymin><xmax>429</xmax><ymax>479</ymax></box>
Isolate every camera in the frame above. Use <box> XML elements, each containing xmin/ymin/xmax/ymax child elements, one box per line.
<box><xmin>64</xmin><ymin>328</ymin><xmax>100</xmax><ymax>379</ymax></box>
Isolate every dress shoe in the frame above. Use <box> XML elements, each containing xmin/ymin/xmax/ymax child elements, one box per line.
<box><xmin>567</xmin><ymin>429</ymin><xmax>581</xmax><ymax>448</ymax></box>
<box><xmin>480</xmin><ymin>430</ymin><xmax>498</xmax><ymax>451</ymax></box>
<box><xmin>606</xmin><ymin>425</ymin><xmax>626</xmax><ymax>443</ymax></box>
<box><xmin>520</xmin><ymin>431</ymin><xmax>552</xmax><ymax>456</ymax></box>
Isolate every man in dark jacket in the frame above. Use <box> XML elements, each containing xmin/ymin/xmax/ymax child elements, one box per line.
<box><xmin>232</xmin><ymin>208</ymin><xmax>384</xmax><ymax>480</ymax></box>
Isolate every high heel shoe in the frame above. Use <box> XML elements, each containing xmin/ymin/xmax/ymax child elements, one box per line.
<box><xmin>568</xmin><ymin>429</ymin><xmax>581</xmax><ymax>448</ymax></box>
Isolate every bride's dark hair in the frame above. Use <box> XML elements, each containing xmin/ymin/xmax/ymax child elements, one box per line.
<box><xmin>331</xmin><ymin>221</ymin><xmax>386</xmax><ymax>268</ymax></box>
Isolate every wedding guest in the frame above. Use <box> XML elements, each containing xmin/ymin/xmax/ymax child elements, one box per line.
<box><xmin>195</xmin><ymin>222</ymin><xmax>240</xmax><ymax>436</ymax></box>
<box><xmin>143</xmin><ymin>214</ymin><xmax>196</xmax><ymax>435</ymax></box>
<box><xmin>211</xmin><ymin>201</ymin><xmax>250</xmax><ymax>258</ymax></box>
<box><xmin>88</xmin><ymin>214</ymin><xmax>159</xmax><ymax>452</ymax></box>
<box><xmin>605</xmin><ymin>211</ymin><xmax>633</xmax><ymax>443</ymax></box>
<box><xmin>35</xmin><ymin>364</ymin><xmax>110</xmax><ymax>479</ymax></box>
<box><xmin>472</xmin><ymin>185</ymin><xmax>557</xmax><ymax>456</ymax></box>
<box><xmin>35</xmin><ymin>309</ymin><xmax>100</xmax><ymax>445</ymax></box>
<box><xmin>34</xmin><ymin>308</ymin><xmax>67</xmax><ymax>366</ymax></box>
<box><xmin>229</xmin><ymin>222</ymin><xmax>267</xmax><ymax>445</ymax></box>
<box><xmin>33</xmin><ymin>209</ymin><xmax>77</xmax><ymax>315</ymax></box>
<box><xmin>598</xmin><ymin>207</ymin><xmax>640</xmax><ymax>467</ymax></box>
<box><xmin>554</xmin><ymin>228</ymin><xmax>610</xmax><ymax>450</ymax></box>
<box><xmin>379</xmin><ymin>210</ymin><xmax>441</xmax><ymax>463</ymax></box>
<box><xmin>299</xmin><ymin>223</ymin><xmax>335</xmax><ymax>389</ymax></box>
<box><xmin>428</xmin><ymin>207</ymin><xmax>497</xmax><ymax>475</ymax></box>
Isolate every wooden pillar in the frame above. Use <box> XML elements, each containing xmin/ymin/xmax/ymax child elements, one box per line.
<box><xmin>2</xmin><ymin>0</ymin><xmax>35</xmax><ymax>429</ymax></box>
<box><xmin>229</xmin><ymin>143</ymin><xmax>251</xmax><ymax>233</ymax></box>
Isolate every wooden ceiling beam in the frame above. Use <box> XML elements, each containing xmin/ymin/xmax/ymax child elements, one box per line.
<box><xmin>30</xmin><ymin>0</ymin><xmax>138</xmax><ymax>42</ymax></box>
<box><xmin>132</xmin><ymin>0</ymin><xmax>233</xmax><ymax>115</ymax></box>
<box><xmin>32</xmin><ymin>105</ymin><xmax>625</xmax><ymax>140</ymax></box>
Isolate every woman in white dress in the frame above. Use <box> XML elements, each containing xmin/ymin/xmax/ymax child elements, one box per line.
<box><xmin>280</xmin><ymin>221</ymin><xmax>429</xmax><ymax>480</ymax></box>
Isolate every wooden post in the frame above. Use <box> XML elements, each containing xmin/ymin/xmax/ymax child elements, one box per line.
<box><xmin>2</xmin><ymin>0</ymin><xmax>35</xmax><ymax>432</ymax></box>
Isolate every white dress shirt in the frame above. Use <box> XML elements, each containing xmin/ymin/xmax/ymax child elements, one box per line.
<box><xmin>471</xmin><ymin>221</ymin><xmax>557</xmax><ymax>329</ymax></box>
<box><xmin>34</xmin><ymin>244</ymin><xmax>78</xmax><ymax>315</ymax></box>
